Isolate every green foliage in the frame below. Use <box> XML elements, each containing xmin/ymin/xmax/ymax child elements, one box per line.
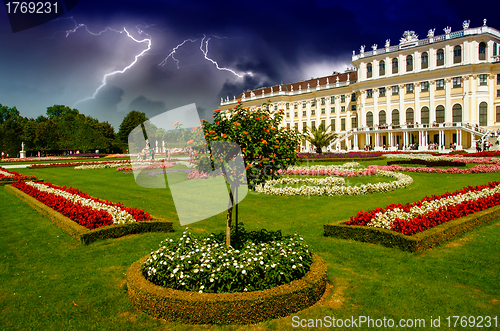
<box><xmin>201</xmin><ymin>100</ymin><xmax>304</xmax><ymax>189</ymax></box>
<box><xmin>142</xmin><ymin>228</ymin><xmax>313</xmax><ymax>293</ymax></box>
<box><xmin>0</xmin><ymin>104</ymin><xmax>20</xmax><ymax>124</ymax></box>
<box><xmin>117</xmin><ymin>110</ymin><xmax>148</xmax><ymax>144</ymax></box>
<box><xmin>304</xmin><ymin>123</ymin><xmax>337</xmax><ymax>153</ymax></box>
<box><xmin>211</xmin><ymin>222</ymin><xmax>283</xmax><ymax>245</ymax></box>
<box><xmin>46</xmin><ymin>105</ymin><xmax>79</xmax><ymax>119</ymax></box>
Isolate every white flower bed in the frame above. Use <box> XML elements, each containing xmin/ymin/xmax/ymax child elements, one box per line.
<box><xmin>367</xmin><ymin>184</ymin><xmax>500</xmax><ymax>229</ymax></box>
<box><xmin>287</xmin><ymin>162</ymin><xmax>362</xmax><ymax>171</ymax></box>
<box><xmin>0</xmin><ymin>169</ymin><xmax>13</xmax><ymax>177</ymax></box>
<box><xmin>74</xmin><ymin>163</ymin><xmax>129</xmax><ymax>170</ymax></box>
<box><xmin>255</xmin><ymin>170</ymin><xmax>413</xmax><ymax>196</ymax></box>
<box><xmin>176</xmin><ymin>161</ymin><xmax>197</xmax><ymax>169</ymax></box>
<box><xmin>25</xmin><ymin>181</ymin><xmax>136</xmax><ymax>225</ymax></box>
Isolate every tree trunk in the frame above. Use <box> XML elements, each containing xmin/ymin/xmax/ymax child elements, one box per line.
<box><xmin>226</xmin><ymin>186</ymin><xmax>235</xmax><ymax>248</ymax></box>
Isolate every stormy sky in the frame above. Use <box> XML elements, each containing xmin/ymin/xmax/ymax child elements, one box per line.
<box><xmin>0</xmin><ymin>0</ymin><xmax>497</xmax><ymax>129</ymax></box>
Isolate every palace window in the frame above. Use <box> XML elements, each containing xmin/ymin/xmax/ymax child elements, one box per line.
<box><xmin>366</xmin><ymin>111</ymin><xmax>373</xmax><ymax>127</ymax></box>
<box><xmin>274</xmin><ymin>103</ymin><xmax>278</xmax><ymax>110</ymax></box>
<box><xmin>479</xmin><ymin>74</ymin><xmax>488</xmax><ymax>86</ymax></box>
<box><xmin>294</xmin><ymin>103</ymin><xmax>298</xmax><ymax>109</ymax></box>
<box><xmin>366</xmin><ymin>89</ymin><xmax>373</xmax><ymax>98</ymax></box>
<box><xmin>367</xmin><ymin>63</ymin><xmax>372</xmax><ymax>78</ymax></box>
<box><xmin>421</xmin><ymin>52</ymin><xmax>429</xmax><ymax>69</ymax></box>
<box><xmin>294</xmin><ymin>111</ymin><xmax>298</xmax><ymax>117</ymax></box>
<box><xmin>379</xmin><ymin>87</ymin><xmax>386</xmax><ymax>97</ymax></box>
<box><xmin>479</xmin><ymin>102</ymin><xmax>488</xmax><ymax>126</ymax></box>
<box><xmin>311</xmin><ymin>121</ymin><xmax>316</xmax><ymax>129</ymax></box>
<box><xmin>341</xmin><ymin>95</ymin><xmax>345</xmax><ymax>103</ymax></box>
<box><xmin>287</xmin><ymin>123</ymin><xmax>290</xmax><ymax>129</ymax></box>
<box><xmin>341</xmin><ymin>118</ymin><xmax>346</xmax><ymax>131</ymax></box>
<box><xmin>311</xmin><ymin>109</ymin><xmax>316</xmax><ymax>115</ymax></box>
<box><xmin>294</xmin><ymin>122</ymin><xmax>298</xmax><ymax>129</ymax></box>
<box><xmin>452</xmin><ymin>104</ymin><xmax>462</xmax><ymax>123</ymax></box>
<box><xmin>421</xmin><ymin>106</ymin><xmax>429</xmax><ymax>124</ymax></box>
<box><xmin>330</xmin><ymin>96</ymin><xmax>335</xmax><ymax>103</ymax></box>
<box><xmin>331</xmin><ymin>107</ymin><xmax>335</xmax><ymax>113</ymax></box>
<box><xmin>331</xmin><ymin>119</ymin><xmax>336</xmax><ymax>131</ymax></box>
<box><xmin>392</xmin><ymin>58</ymin><xmax>398</xmax><ymax>74</ymax></box>
<box><xmin>341</xmin><ymin>106</ymin><xmax>346</xmax><ymax>112</ymax></box>
<box><xmin>302</xmin><ymin>121</ymin><xmax>307</xmax><ymax>130</ymax></box>
<box><xmin>321</xmin><ymin>108</ymin><xmax>326</xmax><ymax>115</ymax></box>
<box><xmin>321</xmin><ymin>97</ymin><xmax>325</xmax><ymax>105</ymax></box>
<box><xmin>437</xmin><ymin>49</ymin><xmax>444</xmax><ymax>66</ymax></box>
<box><xmin>406</xmin><ymin>83</ymin><xmax>414</xmax><ymax>94</ymax></box>
<box><xmin>286</xmin><ymin>103</ymin><xmax>290</xmax><ymax>110</ymax></box>
<box><xmin>392</xmin><ymin>85</ymin><xmax>399</xmax><ymax>95</ymax></box>
<box><xmin>392</xmin><ymin>109</ymin><xmax>400</xmax><ymax>125</ymax></box>
<box><xmin>453</xmin><ymin>45</ymin><xmax>462</xmax><ymax>63</ymax></box>
<box><xmin>494</xmin><ymin>43</ymin><xmax>498</xmax><ymax>56</ymax></box>
<box><xmin>351</xmin><ymin>105</ymin><xmax>356</xmax><ymax>111</ymax></box>
<box><xmin>351</xmin><ymin>115</ymin><xmax>358</xmax><ymax>129</ymax></box>
<box><xmin>379</xmin><ymin>60</ymin><xmax>385</xmax><ymax>75</ymax></box>
<box><xmin>498</xmin><ymin>74</ymin><xmax>500</xmax><ymax>85</ymax></box>
<box><xmin>436</xmin><ymin>105</ymin><xmax>445</xmax><ymax>123</ymax></box>
<box><xmin>453</xmin><ymin>77</ymin><xmax>462</xmax><ymax>88</ymax></box>
<box><xmin>406</xmin><ymin>55</ymin><xmax>413</xmax><ymax>72</ymax></box>
<box><xmin>302</xmin><ymin>110</ymin><xmax>307</xmax><ymax>117</ymax></box>
<box><xmin>496</xmin><ymin>106</ymin><xmax>500</xmax><ymax>122</ymax></box>
<box><xmin>351</xmin><ymin>93</ymin><xmax>356</xmax><ymax>102</ymax></box>
<box><xmin>406</xmin><ymin>108</ymin><xmax>414</xmax><ymax>123</ymax></box>
<box><xmin>286</xmin><ymin>112</ymin><xmax>290</xmax><ymax>118</ymax></box>
<box><xmin>421</xmin><ymin>81</ymin><xmax>429</xmax><ymax>92</ymax></box>
<box><xmin>321</xmin><ymin>119</ymin><xmax>326</xmax><ymax>129</ymax></box>
<box><xmin>311</xmin><ymin>99</ymin><xmax>316</xmax><ymax>107</ymax></box>
<box><xmin>436</xmin><ymin>79</ymin><xmax>445</xmax><ymax>90</ymax></box>
<box><xmin>497</xmin><ymin>89</ymin><xmax>500</xmax><ymax>98</ymax></box>
<box><xmin>302</xmin><ymin>101</ymin><xmax>306</xmax><ymax>108</ymax></box>
<box><xmin>379</xmin><ymin>110</ymin><xmax>386</xmax><ymax>125</ymax></box>
<box><xmin>479</xmin><ymin>42</ymin><xmax>487</xmax><ymax>60</ymax></box>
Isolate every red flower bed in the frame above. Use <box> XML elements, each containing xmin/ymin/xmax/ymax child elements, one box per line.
<box><xmin>347</xmin><ymin>182</ymin><xmax>500</xmax><ymax>235</ymax></box>
<box><xmin>12</xmin><ymin>181</ymin><xmax>151</xmax><ymax>229</ymax></box>
<box><xmin>0</xmin><ymin>168</ymin><xmax>37</xmax><ymax>181</ymax></box>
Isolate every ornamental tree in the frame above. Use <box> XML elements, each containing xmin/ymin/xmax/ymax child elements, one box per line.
<box><xmin>198</xmin><ymin>99</ymin><xmax>303</xmax><ymax>247</ymax></box>
<box><xmin>304</xmin><ymin>123</ymin><xmax>337</xmax><ymax>153</ymax></box>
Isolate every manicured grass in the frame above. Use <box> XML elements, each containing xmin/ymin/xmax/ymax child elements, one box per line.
<box><xmin>1</xmin><ymin>162</ymin><xmax>500</xmax><ymax>330</ymax></box>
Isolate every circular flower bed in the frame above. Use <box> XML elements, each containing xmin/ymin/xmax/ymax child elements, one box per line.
<box><xmin>256</xmin><ymin>163</ymin><xmax>413</xmax><ymax>196</ymax></box>
<box><xmin>127</xmin><ymin>229</ymin><xmax>327</xmax><ymax>324</ymax></box>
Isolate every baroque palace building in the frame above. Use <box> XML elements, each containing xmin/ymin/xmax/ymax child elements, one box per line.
<box><xmin>219</xmin><ymin>20</ymin><xmax>500</xmax><ymax>152</ymax></box>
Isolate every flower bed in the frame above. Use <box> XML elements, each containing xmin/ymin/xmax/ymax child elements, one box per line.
<box><xmin>12</xmin><ymin>180</ymin><xmax>151</xmax><ymax>229</ymax></box>
<box><xmin>127</xmin><ymin>230</ymin><xmax>326</xmax><ymax>324</ymax></box>
<box><xmin>6</xmin><ymin>184</ymin><xmax>173</xmax><ymax>244</ymax></box>
<box><xmin>371</xmin><ymin>163</ymin><xmax>500</xmax><ymax>174</ymax></box>
<box><xmin>386</xmin><ymin>159</ymin><xmax>467</xmax><ymax>167</ymax></box>
<box><xmin>0</xmin><ymin>168</ymin><xmax>37</xmax><ymax>184</ymax></box>
<box><xmin>347</xmin><ymin>182</ymin><xmax>500</xmax><ymax>236</ymax></box>
<box><xmin>298</xmin><ymin>152</ymin><xmax>383</xmax><ymax>159</ymax></box>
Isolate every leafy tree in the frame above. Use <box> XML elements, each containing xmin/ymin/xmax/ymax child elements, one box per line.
<box><xmin>304</xmin><ymin>123</ymin><xmax>337</xmax><ymax>153</ymax></box>
<box><xmin>46</xmin><ymin>105</ymin><xmax>79</xmax><ymax>119</ymax></box>
<box><xmin>199</xmin><ymin>100</ymin><xmax>303</xmax><ymax>247</ymax></box>
<box><xmin>0</xmin><ymin>105</ymin><xmax>20</xmax><ymax>124</ymax></box>
<box><xmin>118</xmin><ymin>110</ymin><xmax>148</xmax><ymax>150</ymax></box>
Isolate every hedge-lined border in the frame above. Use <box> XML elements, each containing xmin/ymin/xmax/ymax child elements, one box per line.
<box><xmin>323</xmin><ymin>204</ymin><xmax>500</xmax><ymax>252</ymax></box>
<box><xmin>5</xmin><ymin>185</ymin><xmax>174</xmax><ymax>245</ymax></box>
<box><xmin>0</xmin><ymin>179</ymin><xmax>42</xmax><ymax>186</ymax></box>
<box><xmin>127</xmin><ymin>254</ymin><xmax>327</xmax><ymax>325</ymax></box>
<box><xmin>298</xmin><ymin>156</ymin><xmax>385</xmax><ymax>163</ymax></box>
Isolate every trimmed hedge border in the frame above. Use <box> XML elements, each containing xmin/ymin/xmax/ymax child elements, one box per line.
<box><xmin>386</xmin><ymin>159</ymin><xmax>467</xmax><ymax>167</ymax></box>
<box><xmin>323</xmin><ymin>204</ymin><xmax>500</xmax><ymax>252</ymax></box>
<box><xmin>298</xmin><ymin>156</ymin><xmax>386</xmax><ymax>163</ymax></box>
<box><xmin>5</xmin><ymin>184</ymin><xmax>174</xmax><ymax>244</ymax></box>
<box><xmin>127</xmin><ymin>254</ymin><xmax>327</xmax><ymax>325</ymax></box>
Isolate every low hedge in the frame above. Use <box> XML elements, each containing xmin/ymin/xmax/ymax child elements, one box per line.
<box><xmin>323</xmin><ymin>204</ymin><xmax>500</xmax><ymax>252</ymax></box>
<box><xmin>127</xmin><ymin>254</ymin><xmax>327</xmax><ymax>325</ymax></box>
<box><xmin>387</xmin><ymin>159</ymin><xmax>466</xmax><ymax>167</ymax></box>
<box><xmin>0</xmin><ymin>178</ymin><xmax>42</xmax><ymax>186</ymax></box>
<box><xmin>299</xmin><ymin>156</ymin><xmax>386</xmax><ymax>163</ymax></box>
<box><xmin>5</xmin><ymin>185</ymin><xmax>174</xmax><ymax>244</ymax></box>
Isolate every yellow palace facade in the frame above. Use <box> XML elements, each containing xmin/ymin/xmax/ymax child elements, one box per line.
<box><xmin>220</xmin><ymin>20</ymin><xmax>500</xmax><ymax>152</ymax></box>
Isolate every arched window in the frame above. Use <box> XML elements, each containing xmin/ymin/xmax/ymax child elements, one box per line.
<box><xmin>454</xmin><ymin>45</ymin><xmax>462</xmax><ymax>64</ymax></box>
<box><xmin>379</xmin><ymin>60</ymin><xmax>385</xmax><ymax>76</ymax></box>
<box><xmin>452</xmin><ymin>104</ymin><xmax>462</xmax><ymax>123</ymax></box>
<box><xmin>494</xmin><ymin>43</ymin><xmax>498</xmax><ymax>56</ymax></box>
<box><xmin>367</xmin><ymin>63</ymin><xmax>372</xmax><ymax>78</ymax></box>
<box><xmin>479</xmin><ymin>102</ymin><xmax>488</xmax><ymax>126</ymax></box>
<box><xmin>392</xmin><ymin>109</ymin><xmax>400</xmax><ymax>125</ymax></box>
<box><xmin>437</xmin><ymin>49</ymin><xmax>444</xmax><ymax>66</ymax></box>
<box><xmin>366</xmin><ymin>111</ymin><xmax>373</xmax><ymax>127</ymax></box>
<box><xmin>406</xmin><ymin>108</ymin><xmax>414</xmax><ymax>123</ymax></box>
<box><xmin>421</xmin><ymin>106</ymin><xmax>429</xmax><ymax>124</ymax></box>
<box><xmin>379</xmin><ymin>110</ymin><xmax>386</xmax><ymax>125</ymax></box>
<box><xmin>436</xmin><ymin>105</ymin><xmax>445</xmax><ymax>123</ymax></box>
<box><xmin>479</xmin><ymin>42</ymin><xmax>487</xmax><ymax>60</ymax></box>
<box><xmin>406</xmin><ymin>55</ymin><xmax>413</xmax><ymax>72</ymax></box>
<box><xmin>421</xmin><ymin>52</ymin><xmax>429</xmax><ymax>69</ymax></box>
<box><xmin>392</xmin><ymin>58</ymin><xmax>398</xmax><ymax>74</ymax></box>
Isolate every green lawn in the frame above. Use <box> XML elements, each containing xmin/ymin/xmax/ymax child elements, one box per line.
<box><xmin>1</xmin><ymin>162</ymin><xmax>499</xmax><ymax>330</ymax></box>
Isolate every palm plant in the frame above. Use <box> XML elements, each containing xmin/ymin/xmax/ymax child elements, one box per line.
<box><xmin>304</xmin><ymin>123</ymin><xmax>337</xmax><ymax>153</ymax></box>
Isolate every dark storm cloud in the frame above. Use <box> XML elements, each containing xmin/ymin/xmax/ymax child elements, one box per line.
<box><xmin>127</xmin><ymin>95</ymin><xmax>167</xmax><ymax>117</ymax></box>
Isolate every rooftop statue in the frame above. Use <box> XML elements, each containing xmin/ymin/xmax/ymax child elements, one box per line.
<box><xmin>399</xmin><ymin>30</ymin><xmax>418</xmax><ymax>44</ymax></box>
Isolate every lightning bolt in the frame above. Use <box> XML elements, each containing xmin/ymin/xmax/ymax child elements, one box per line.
<box><xmin>52</xmin><ymin>18</ymin><xmax>153</xmax><ymax>107</ymax></box>
<box><xmin>159</xmin><ymin>34</ymin><xmax>243</xmax><ymax>78</ymax></box>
